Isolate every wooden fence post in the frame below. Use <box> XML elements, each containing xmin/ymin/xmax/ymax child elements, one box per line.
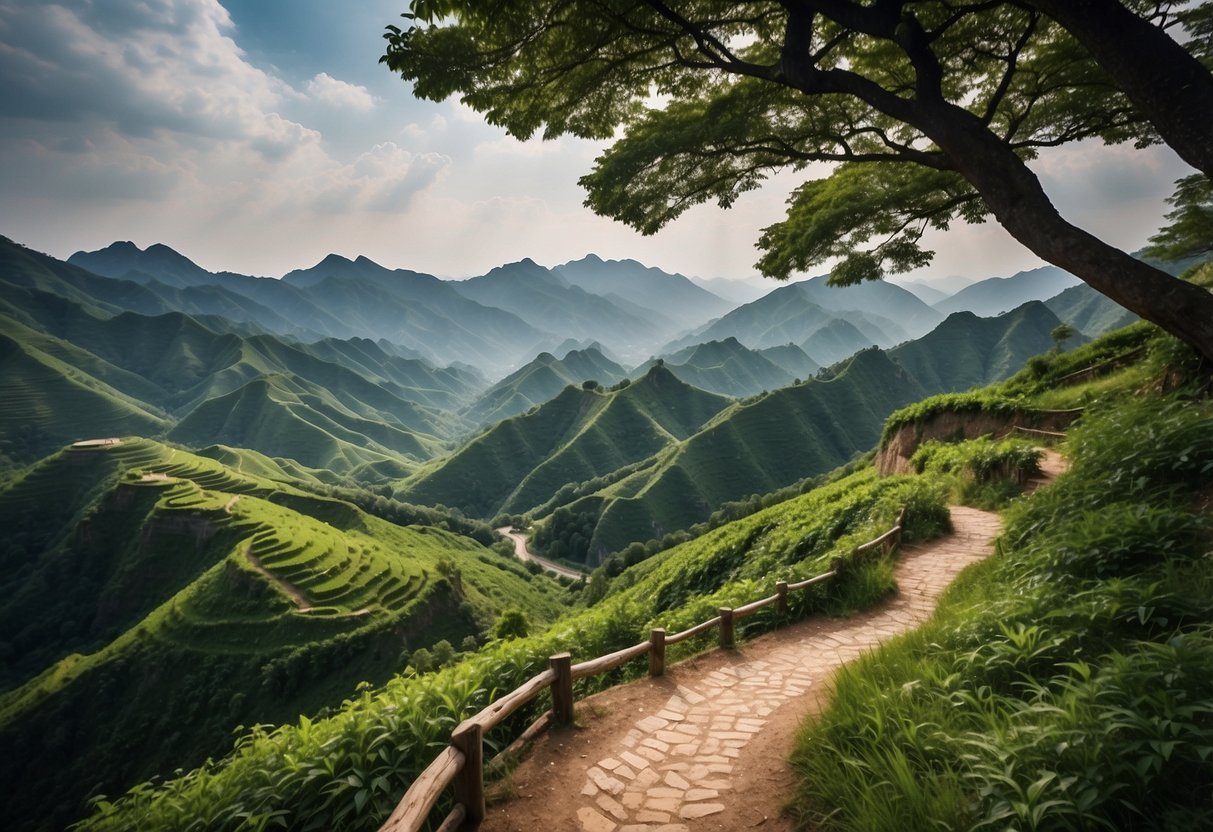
<box><xmin>450</xmin><ymin>721</ymin><xmax>484</xmax><ymax>828</ymax></box>
<box><xmin>719</xmin><ymin>608</ymin><xmax>734</xmax><ymax>649</ymax></box>
<box><xmin>649</xmin><ymin>628</ymin><xmax>666</xmax><ymax>677</ymax></box>
<box><xmin>776</xmin><ymin>581</ymin><xmax>789</xmax><ymax>615</ymax></box>
<box><xmin>550</xmin><ymin>652</ymin><xmax>574</xmax><ymax>726</ymax></box>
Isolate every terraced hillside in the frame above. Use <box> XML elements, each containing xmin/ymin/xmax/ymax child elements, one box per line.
<box><xmin>68</xmin><ymin>433</ymin><xmax>950</xmax><ymax>832</ymax></box>
<box><xmin>0</xmin><ymin>438</ymin><xmax>565</xmax><ymax>832</ymax></box>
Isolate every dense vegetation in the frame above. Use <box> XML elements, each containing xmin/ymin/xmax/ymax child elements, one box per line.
<box><xmin>790</xmin><ymin>326</ymin><xmax>1213</xmax><ymax>830</ymax></box>
<box><xmin>71</xmin><ymin>447</ymin><xmax>949</xmax><ymax>831</ymax></box>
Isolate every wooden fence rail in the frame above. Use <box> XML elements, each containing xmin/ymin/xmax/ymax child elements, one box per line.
<box><xmin>377</xmin><ymin>511</ymin><xmax>907</xmax><ymax>832</ymax></box>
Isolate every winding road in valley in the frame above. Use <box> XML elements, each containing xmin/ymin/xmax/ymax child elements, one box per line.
<box><xmin>495</xmin><ymin>526</ymin><xmax>587</xmax><ymax>581</ymax></box>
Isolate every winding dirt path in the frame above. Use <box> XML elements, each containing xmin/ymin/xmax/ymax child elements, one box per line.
<box><xmin>496</xmin><ymin>527</ymin><xmax>587</xmax><ymax>581</ymax></box>
<box><xmin>482</xmin><ymin>505</ymin><xmax>1010</xmax><ymax>832</ymax></box>
<box><xmin>244</xmin><ymin>545</ymin><xmax>313</xmax><ymax>612</ymax></box>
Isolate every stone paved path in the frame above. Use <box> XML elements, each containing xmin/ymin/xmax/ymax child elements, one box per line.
<box><xmin>490</xmin><ymin>505</ymin><xmax>1005</xmax><ymax>832</ymax></box>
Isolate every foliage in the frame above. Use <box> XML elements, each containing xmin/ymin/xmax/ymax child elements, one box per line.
<box><xmin>1146</xmin><ymin>174</ymin><xmax>1213</xmax><ymax>261</ymax></box>
<box><xmin>789</xmin><ymin>387</ymin><xmax>1213</xmax><ymax>831</ymax></box>
<box><xmin>912</xmin><ymin>437</ymin><xmax>1042</xmax><ymax>508</ymax></box>
<box><xmin>493</xmin><ymin>608</ymin><xmax>530</xmax><ymax>641</ymax></box>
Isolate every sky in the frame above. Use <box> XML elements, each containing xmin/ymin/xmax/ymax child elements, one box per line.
<box><xmin>0</xmin><ymin>0</ymin><xmax>1194</xmax><ymax>283</ymax></box>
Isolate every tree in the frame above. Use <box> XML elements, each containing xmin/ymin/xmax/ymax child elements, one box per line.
<box><xmin>494</xmin><ymin>607</ymin><xmax>530</xmax><ymax>640</ymax></box>
<box><xmin>1021</xmin><ymin>0</ymin><xmax>1213</xmax><ymax>180</ymax></box>
<box><xmin>383</xmin><ymin>1</ymin><xmax>1213</xmax><ymax>360</ymax></box>
<box><xmin>1145</xmin><ymin>174</ymin><xmax>1213</xmax><ymax>261</ymax></box>
<box><xmin>431</xmin><ymin>639</ymin><xmax>456</xmax><ymax>667</ymax></box>
<box><xmin>408</xmin><ymin>647</ymin><xmax>434</xmax><ymax>673</ymax></box>
<box><xmin>1050</xmin><ymin>322</ymin><xmax>1077</xmax><ymax>352</ymax></box>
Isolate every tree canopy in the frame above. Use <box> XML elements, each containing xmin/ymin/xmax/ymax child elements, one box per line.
<box><xmin>383</xmin><ymin>1</ymin><xmax>1213</xmax><ymax>360</ymax></box>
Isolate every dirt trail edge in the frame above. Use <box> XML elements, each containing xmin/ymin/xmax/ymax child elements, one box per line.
<box><xmin>482</xmin><ymin>505</ymin><xmax>1011</xmax><ymax>832</ymax></box>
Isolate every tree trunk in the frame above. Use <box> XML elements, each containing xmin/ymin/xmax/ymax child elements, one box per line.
<box><xmin>1026</xmin><ymin>0</ymin><xmax>1213</xmax><ymax>180</ymax></box>
<box><xmin>925</xmin><ymin>102</ymin><xmax>1213</xmax><ymax>362</ymax></box>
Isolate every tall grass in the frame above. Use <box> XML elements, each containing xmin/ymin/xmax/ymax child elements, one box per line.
<box><xmin>789</xmin><ymin>392</ymin><xmax>1213</xmax><ymax>831</ymax></box>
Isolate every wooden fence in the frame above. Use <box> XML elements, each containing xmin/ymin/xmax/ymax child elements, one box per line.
<box><xmin>378</xmin><ymin>508</ymin><xmax>907</xmax><ymax>832</ymax></box>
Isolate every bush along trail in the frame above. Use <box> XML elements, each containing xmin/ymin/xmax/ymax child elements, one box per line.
<box><xmin>480</xmin><ymin>497</ymin><xmax>1033</xmax><ymax>831</ymax></box>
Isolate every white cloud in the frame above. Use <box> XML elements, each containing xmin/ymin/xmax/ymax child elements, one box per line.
<box><xmin>305</xmin><ymin>72</ymin><xmax>376</xmax><ymax>111</ymax></box>
<box><xmin>0</xmin><ymin>0</ymin><xmax>1184</xmax><ymax>286</ymax></box>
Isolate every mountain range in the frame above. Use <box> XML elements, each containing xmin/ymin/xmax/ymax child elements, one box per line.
<box><xmin>1</xmin><ymin>233</ymin><xmax>1162</xmax><ymax>545</ymax></box>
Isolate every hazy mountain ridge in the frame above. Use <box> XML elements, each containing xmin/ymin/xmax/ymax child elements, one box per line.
<box><xmin>933</xmin><ymin>265</ymin><xmax>1082</xmax><ymax>317</ymax></box>
<box><xmin>69</xmin><ymin>242</ymin><xmax>737</xmax><ymax>375</ymax></box>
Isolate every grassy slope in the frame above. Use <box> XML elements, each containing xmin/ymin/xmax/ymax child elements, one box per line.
<box><xmin>72</xmin><ymin>443</ymin><xmax>951</xmax><ymax>832</ymax></box>
<box><xmin>887</xmin><ymin>300</ymin><xmax>1073</xmax><ymax>392</ymax></box>
<box><xmin>789</xmin><ymin>324</ymin><xmax>1213</xmax><ymax>831</ymax></box>
<box><xmin>0</xmin><ymin>439</ymin><xmax>564</xmax><ymax>832</ymax></box>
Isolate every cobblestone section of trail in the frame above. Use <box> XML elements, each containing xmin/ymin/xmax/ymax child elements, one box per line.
<box><xmin>512</xmin><ymin>505</ymin><xmax>1004</xmax><ymax>832</ymax></box>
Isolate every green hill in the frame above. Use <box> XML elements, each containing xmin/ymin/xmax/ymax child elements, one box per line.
<box><xmin>398</xmin><ymin>365</ymin><xmax>731</xmax><ymax>518</ymax></box>
<box><xmin>581</xmin><ymin>348</ymin><xmax>927</xmax><ymax>556</ymax></box>
<box><xmin>538</xmin><ymin>303</ymin><xmax>1069</xmax><ymax>560</ymax></box>
<box><xmin>464</xmin><ymin>346</ymin><xmax>628</xmax><ymax>425</ymax></box>
<box><xmin>887</xmin><ymin>301</ymin><xmax>1075</xmax><ymax>391</ymax></box>
<box><xmin>757</xmin><ymin>343</ymin><xmax>820</xmax><ymax>379</ymax></box>
<box><xmin>167</xmin><ymin>374</ymin><xmax>447</xmax><ymax>478</ymax></box>
<box><xmin>1045</xmin><ymin>281</ymin><xmax>1140</xmax><ymax>337</ymax></box>
<box><xmin>0</xmin><ymin>329</ymin><xmax>170</xmax><ymax>467</ymax></box>
<box><xmin>0</xmin><ymin>438</ymin><xmax>564</xmax><ymax>832</ymax></box>
<box><xmin>801</xmin><ymin>317</ymin><xmax>876</xmax><ymax>365</ymax></box>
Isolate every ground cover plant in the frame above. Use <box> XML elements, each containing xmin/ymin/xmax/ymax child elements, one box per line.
<box><xmin>911</xmin><ymin>437</ymin><xmax>1043</xmax><ymax>509</ymax></box>
<box><xmin>72</xmin><ymin>458</ymin><xmax>949</xmax><ymax>831</ymax></box>
<box><xmin>789</xmin><ymin>334</ymin><xmax>1213</xmax><ymax>831</ymax></box>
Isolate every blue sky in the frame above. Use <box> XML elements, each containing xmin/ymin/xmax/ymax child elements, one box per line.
<box><xmin>0</xmin><ymin>0</ymin><xmax>1192</xmax><ymax>282</ymax></box>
